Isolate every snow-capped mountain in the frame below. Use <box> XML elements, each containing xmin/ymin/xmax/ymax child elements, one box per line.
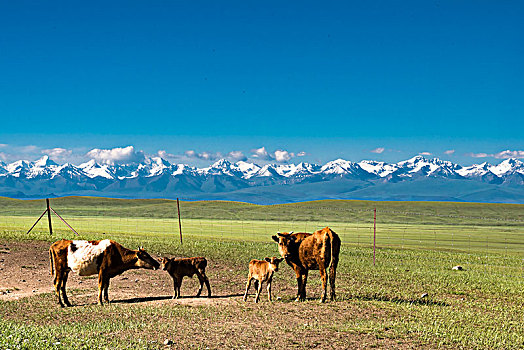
<box><xmin>0</xmin><ymin>156</ymin><xmax>523</xmax><ymax>203</ymax></box>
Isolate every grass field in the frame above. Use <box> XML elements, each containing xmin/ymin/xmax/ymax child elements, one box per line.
<box><xmin>1</xmin><ymin>196</ymin><xmax>524</xmax><ymax>349</ymax></box>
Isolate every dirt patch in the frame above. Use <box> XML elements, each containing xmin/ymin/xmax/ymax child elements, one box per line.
<box><xmin>0</xmin><ymin>240</ymin><xmax>239</xmax><ymax>306</ymax></box>
<box><xmin>0</xmin><ymin>240</ymin><xmax>436</xmax><ymax>349</ymax></box>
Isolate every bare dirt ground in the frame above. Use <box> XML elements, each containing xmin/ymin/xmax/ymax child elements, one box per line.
<box><xmin>1</xmin><ymin>240</ymin><xmax>431</xmax><ymax>349</ymax></box>
<box><xmin>0</xmin><ymin>240</ymin><xmax>236</xmax><ymax>306</ymax></box>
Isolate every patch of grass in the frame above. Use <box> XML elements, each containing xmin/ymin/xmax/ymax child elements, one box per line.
<box><xmin>1</xmin><ymin>197</ymin><xmax>523</xmax><ymax>348</ymax></box>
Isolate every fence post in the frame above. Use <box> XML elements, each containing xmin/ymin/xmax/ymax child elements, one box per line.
<box><xmin>177</xmin><ymin>198</ymin><xmax>183</xmax><ymax>244</ymax></box>
<box><xmin>46</xmin><ymin>198</ymin><xmax>53</xmax><ymax>235</ymax></box>
<box><xmin>373</xmin><ymin>207</ymin><xmax>376</xmax><ymax>266</ymax></box>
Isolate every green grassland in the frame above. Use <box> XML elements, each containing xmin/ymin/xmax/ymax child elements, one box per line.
<box><xmin>1</xmin><ymin>196</ymin><xmax>524</xmax><ymax>349</ymax></box>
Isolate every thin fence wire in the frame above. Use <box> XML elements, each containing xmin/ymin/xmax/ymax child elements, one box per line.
<box><xmin>1</xmin><ymin>200</ymin><xmax>523</xmax><ymax>280</ymax></box>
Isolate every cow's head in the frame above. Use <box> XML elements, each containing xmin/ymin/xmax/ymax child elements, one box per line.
<box><xmin>264</xmin><ymin>256</ymin><xmax>283</xmax><ymax>272</ymax></box>
<box><xmin>136</xmin><ymin>247</ymin><xmax>160</xmax><ymax>270</ymax></box>
<box><xmin>271</xmin><ymin>231</ymin><xmax>296</xmax><ymax>260</ymax></box>
<box><xmin>158</xmin><ymin>257</ymin><xmax>170</xmax><ymax>271</ymax></box>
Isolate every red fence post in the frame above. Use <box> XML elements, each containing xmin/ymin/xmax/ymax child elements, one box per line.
<box><xmin>373</xmin><ymin>207</ymin><xmax>376</xmax><ymax>266</ymax></box>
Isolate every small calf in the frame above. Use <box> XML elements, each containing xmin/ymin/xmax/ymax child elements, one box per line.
<box><xmin>159</xmin><ymin>257</ymin><xmax>211</xmax><ymax>299</ymax></box>
<box><xmin>243</xmin><ymin>257</ymin><xmax>283</xmax><ymax>303</ymax></box>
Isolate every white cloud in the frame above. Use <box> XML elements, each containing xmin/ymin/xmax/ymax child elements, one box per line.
<box><xmin>87</xmin><ymin>146</ymin><xmax>145</xmax><ymax>165</ymax></box>
<box><xmin>297</xmin><ymin>151</ymin><xmax>307</xmax><ymax>157</ymax></box>
<box><xmin>493</xmin><ymin>150</ymin><xmax>524</xmax><ymax>159</ymax></box>
<box><xmin>419</xmin><ymin>152</ymin><xmax>432</xmax><ymax>156</ymax></box>
<box><xmin>0</xmin><ymin>144</ymin><xmax>8</xmax><ymax>148</ymax></box>
<box><xmin>274</xmin><ymin>150</ymin><xmax>294</xmax><ymax>162</ymax></box>
<box><xmin>466</xmin><ymin>150</ymin><xmax>524</xmax><ymax>159</ymax></box>
<box><xmin>157</xmin><ymin>150</ymin><xmax>176</xmax><ymax>159</ymax></box>
<box><xmin>184</xmin><ymin>150</ymin><xmax>222</xmax><ymax>161</ymax></box>
<box><xmin>371</xmin><ymin>147</ymin><xmax>385</xmax><ymax>154</ymax></box>
<box><xmin>467</xmin><ymin>152</ymin><xmax>490</xmax><ymax>158</ymax></box>
<box><xmin>444</xmin><ymin>150</ymin><xmax>455</xmax><ymax>155</ymax></box>
<box><xmin>0</xmin><ymin>152</ymin><xmax>7</xmax><ymax>161</ymax></box>
<box><xmin>227</xmin><ymin>151</ymin><xmax>247</xmax><ymax>162</ymax></box>
<box><xmin>250</xmin><ymin>147</ymin><xmax>297</xmax><ymax>163</ymax></box>
<box><xmin>251</xmin><ymin>147</ymin><xmax>273</xmax><ymax>161</ymax></box>
<box><xmin>42</xmin><ymin>148</ymin><xmax>73</xmax><ymax>159</ymax></box>
<box><xmin>21</xmin><ymin>145</ymin><xmax>39</xmax><ymax>153</ymax></box>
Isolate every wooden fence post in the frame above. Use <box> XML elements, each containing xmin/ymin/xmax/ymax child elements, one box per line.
<box><xmin>177</xmin><ymin>198</ymin><xmax>183</xmax><ymax>244</ymax></box>
<box><xmin>46</xmin><ymin>198</ymin><xmax>53</xmax><ymax>235</ymax></box>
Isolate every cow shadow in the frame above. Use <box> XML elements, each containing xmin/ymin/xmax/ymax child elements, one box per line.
<box><xmin>111</xmin><ymin>293</ymin><xmax>244</xmax><ymax>304</ymax></box>
<box><xmin>111</xmin><ymin>295</ymin><xmax>173</xmax><ymax>304</ymax></box>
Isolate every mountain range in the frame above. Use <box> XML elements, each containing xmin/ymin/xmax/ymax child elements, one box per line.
<box><xmin>1</xmin><ymin>155</ymin><xmax>523</xmax><ymax>204</ymax></box>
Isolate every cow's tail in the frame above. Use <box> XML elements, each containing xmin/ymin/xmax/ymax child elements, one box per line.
<box><xmin>49</xmin><ymin>248</ymin><xmax>55</xmax><ymax>277</ymax></box>
<box><xmin>326</xmin><ymin>227</ymin><xmax>340</xmax><ymax>300</ymax></box>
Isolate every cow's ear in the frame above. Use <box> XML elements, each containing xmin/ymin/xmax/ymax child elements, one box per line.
<box><xmin>264</xmin><ymin>257</ymin><xmax>271</xmax><ymax>262</ymax></box>
<box><xmin>271</xmin><ymin>235</ymin><xmax>279</xmax><ymax>242</ymax></box>
<box><xmin>277</xmin><ymin>232</ymin><xmax>285</xmax><ymax>237</ymax></box>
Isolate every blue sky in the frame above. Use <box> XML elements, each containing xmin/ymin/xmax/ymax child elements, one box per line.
<box><xmin>0</xmin><ymin>1</ymin><xmax>522</xmax><ymax>166</ymax></box>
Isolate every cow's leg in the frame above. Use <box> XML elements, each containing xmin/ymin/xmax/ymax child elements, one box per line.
<box><xmin>267</xmin><ymin>277</ymin><xmax>273</xmax><ymax>302</ymax></box>
<box><xmin>301</xmin><ymin>270</ymin><xmax>309</xmax><ymax>301</ymax></box>
<box><xmin>103</xmin><ymin>279</ymin><xmax>110</xmax><ymax>303</ymax></box>
<box><xmin>60</xmin><ymin>270</ymin><xmax>72</xmax><ymax>307</ymax></box>
<box><xmin>319</xmin><ymin>264</ymin><xmax>328</xmax><ymax>303</ymax></box>
<box><xmin>172</xmin><ymin>278</ymin><xmax>179</xmax><ymax>299</ymax></box>
<box><xmin>203</xmin><ymin>274</ymin><xmax>212</xmax><ymax>297</ymax></box>
<box><xmin>177</xmin><ymin>277</ymin><xmax>183</xmax><ymax>298</ymax></box>
<box><xmin>255</xmin><ymin>280</ymin><xmax>263</xmax><ymax>303</ymax></box>
<box><xmin>243</xmin><ymin>276</ymin><xmax>252</xmax><ymax>302</ymax></box>
<box><xmin>195</xmin><ymin>271</ymin><xmax>204</xmax><ymax>297</ymax></box>
<box><xmin>329</xmin><ymin>259</ymin><xmax>338</xmax><ymax>301</ymax></box>
<box><xmin>329</xmin><ymin>261</ymin><xmax>338</xmax><ymax>300</ymax></box>
<box><xmin>294</xmin><ymin>268</ymin><xmax>303</xmax><ymax>301</ymax></box>
<box><xmin>53</xmin><ymin>266</ymin><xmax>64</xmax><ymax>307</ymax></box>
<box><xmin>98</xmin><ymin>271</ymin><xmax>109</xmax><ymax>305</ymax></box>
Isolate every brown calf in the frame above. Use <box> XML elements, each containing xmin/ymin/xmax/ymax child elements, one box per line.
<box><xmin>243</xmin><ymin>257</ymin><xmax>283</xmax><ymax>303</ymax></box>
<box><xmin>49</xmin><ymin>239</ymin><xmax>160</xmax><ymax>306</ymax></box>
<box><xmin>159</xmin><ymin>257</ymin><xmax>211</xmax><ymax>299</ymax></box>
<box><xmin>272</xmin><ymin>227</ymin><xmax>340</xmax><ymax>302</ymax></box>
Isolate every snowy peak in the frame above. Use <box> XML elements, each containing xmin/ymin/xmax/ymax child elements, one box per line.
<box><xmin>0</xmin><ymin>156</ymin><xmax>523</xmax><ymax>192</ymax></box>
<box><xmin>78</xmin><ymin>159</ymin><xmax>115</xmax><ymax>179</ymax></box>
<box><xmin>34</xmin><ymin>155</ymin><xmax>58</xmax><ymax>167</ymax></box>
<box><xmin>457</xmin><ymin>162</ymin><xmax>492</xmax><ymax>177</ymax></box>
<box><xmin>200</xmin><ymin>159</ymin><xmax>244</xmax><ymax>177</ymax></box>
<box><xmin>394</xmin><ymin>156</ymin><xmax>461</xmax><ymax>178</ymax></box>
<box><xmin>235</xmin><ymin>161</ymin><xmax>261</xmax><ymax>179</ymax></box>
<box><xmin>358</xmin><ymin>160</ymin><xmax>397</xmax><ymax>177</ymax></box>
<box><xmin>321</xmin><ymin>159</ymin><xmax>360</xmax><ymax>175</ymax></box>
<box><xmin>490</xmin><ymin>158</ymin><xmax>524</xmax><ymax>176</ymax></box>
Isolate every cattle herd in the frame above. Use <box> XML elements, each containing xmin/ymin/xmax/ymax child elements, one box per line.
<box><xmin>48</xmin><ymin>227</ymin><xmax>340</xmax><ymax>306</ymax></box>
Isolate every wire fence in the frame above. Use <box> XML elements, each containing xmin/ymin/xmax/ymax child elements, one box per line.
<box><xmin>1</xmin><ymin>198</ymin><xmax>523</xmax><ymax>279</ymax></box>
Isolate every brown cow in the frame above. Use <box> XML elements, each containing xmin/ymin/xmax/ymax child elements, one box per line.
<box><xmin>272</xmin><ymin>227</ymin><xmax>340</xmax><ymax>302</ymax></box>
<box><xmin>159</xmin><ymin>257</ymin><xmax>211</xmax><ymax>299</ymax></box>
<box><xmin>243</xmin><ymin>257</ymin><xmax>283</xmax><ymax>303</ymax></box>
<box><xmin>49</xmin><ymin>239</ymin><xmax>160</xmax><ymax>306</ymax></box>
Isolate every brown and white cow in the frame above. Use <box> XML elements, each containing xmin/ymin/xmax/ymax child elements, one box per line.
<box><xmin>272</xmin><ymin>227</ymin><xmax>340</xmax><ymax>302</ymax></box>
<box><xmin>159</xmin><ymin>257</ymin><xmax>211</xmax><ymax>299</ymax></box>
<box><xmin>49</xmin><ymin>239</ymin><xmax>160</xmax><ymax>306</ymax></box>
<box><xmin>243</xmin><ymin>257</ymin><xmax>283</xmax><ymax>303</ymax></box>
